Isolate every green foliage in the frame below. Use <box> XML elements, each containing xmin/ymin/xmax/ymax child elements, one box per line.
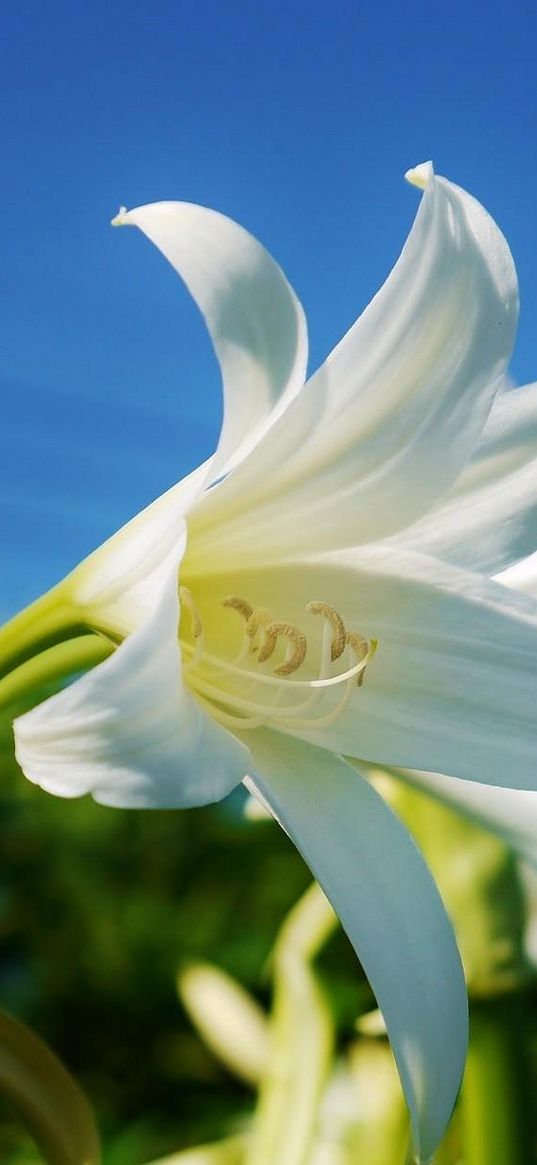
<box><xmin>3</xmin><ymin>751</ymin><xmax>537</xmax><ymax>1164</ymax></box>
<box><xmin>0</xmin><ymin>764</ymin><xmax>361</xmax><ymax>1163</ymax></box>
<box><xmin>0</xmin><ymin>1009</ymin><xmax>100</xmax><ymax>1165</ymax></box>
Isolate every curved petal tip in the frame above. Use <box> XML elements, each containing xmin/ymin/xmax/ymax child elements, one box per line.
<box><xmin>111</xmin><ymin>205</ymin><xmax>130</xmax><ymax>227</ymax></box>
<box><xmin>405</xmin><ymin>161</ymin><xmax>434</xmax><ymax>190</ymax></box>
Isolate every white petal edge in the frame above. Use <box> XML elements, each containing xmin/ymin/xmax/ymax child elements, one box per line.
<box><xmin>394</xmin><ymin>382</ymin><xmax>537</xmax><ymax>575</ymax></box>
<box><xmin>67</xmin><ymin>459</ymin><xmax>212</xmax><ymax>636</ymax></box>
<box><xmin>189</xmin><ymin>163</ymin><xmax>518</xmax><ymax>564</ymax></box>
<box><xmin>378</xmin><ymin>764</ymin><xmax>537</xmax><ymax>870</ymax></box>
<box><xmin>191</xmin><ymin>545</ymin><xmax>537</xmax><ymax>789</ymax></box>
<box><xmin>14</xmin><ymin>537</ymin><xmax>250</xmax><ymax>807</ymax></box>
<box><xmin>496</xmin><ymin>550</ymin><xmax>537</xmax><ymax>596</ymax></box>
<box><xmin>113</xmin><ymin>200</ymin><xmax>308</xmax><ymax>480</ymax></box>
<box><xmin>245</xmin><ymin>730</ymin><xmax>467</xmax><ymax>1163</ymax></box>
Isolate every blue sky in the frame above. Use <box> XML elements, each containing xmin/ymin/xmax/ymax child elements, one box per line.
<box><xmin>2</xmin><ymin>0</ymin><xmax>537</xmax><ymax>617</ymax></box>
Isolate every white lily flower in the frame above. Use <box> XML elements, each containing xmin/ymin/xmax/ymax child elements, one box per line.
<box><xmin>361</xmin><ymin>379</ymin><xmax>537</xmax><ymax>874</ymax></box>
<box><xmin>6</xmin><ymin>160</ymin><xmax>537</xmax><ymax>1161</ymax></box>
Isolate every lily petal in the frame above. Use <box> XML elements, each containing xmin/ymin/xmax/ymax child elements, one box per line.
<box><xmin>381</xmin><ymin>765</ymin><xmax>537</xmax><ymax>869</ymax></box>
<box><xmin>496</xmin><ymin>550</ymin><xmax>537</xmax><ymax>596</ymax></box>
<box><xmin>394</xmin><ymin>382</ymin><xmax>537</xmax><ymax>574</ymax></box>
<box><xmin>190</xmin><ymin>163</ymin><xmax>518</xmax><ymax>562</ymax></box>
<box><xmin>14</xmin><ymin>542</ymin><xmax>249</xmax><ymax>807</ymax></box>
<box><xmin>195</xmin><ymin>546</ymin><xmax>537</xmax><ymax>789</ymax></box>
<box><xmin>113</xmin><ymin>201</ymin><xmax>308</xmax><ymax>480</ymax></box>
<box><xmin>70</xmin><ymin>460</ymin><xmax>211</xmax><ymax>636</ymax></box>
<box><xmin>246</xmin><ymin>730</ymin><xmax>467</xmax><ymax>1163</ymax></box>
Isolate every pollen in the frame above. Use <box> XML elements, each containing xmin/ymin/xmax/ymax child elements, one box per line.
<box><xmin>258</xmin><ymin>621</ymin><xmax>307</xmax><ymax>675</ymax></box>
<box><xmin>306</xmin><ymin>601</ymin><xmax>346</xmax><ymax>661</ymax></box>
<box><xmin>221</xmin><ymin>595</ymin><xmax>254</xmax><ymax>622</ymax></box>
<box><xmin>245</xmin><ymin>608</ymin><xmax>274</xmax><ymax>644</ymax></box>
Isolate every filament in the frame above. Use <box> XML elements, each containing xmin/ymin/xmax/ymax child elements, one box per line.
<box><xmin>179</xmin><ymin>588</ymin><xmax>376</xmax><ymax>733</ymax></box>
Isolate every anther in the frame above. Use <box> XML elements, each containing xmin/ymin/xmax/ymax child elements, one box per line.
<box><xmin>221</xmin><ymin>595</ymin><xmax>254</xmax><ymax>622</ymax></box>
<box><xmin>306</xmin><ymin>601</ymin><xmax>347</xmax><ymax>661</ymax></box>
<box><xmin>255</xmin><ymin>623</ymin><xmax>277</xmax><ymax>663</ymax></box>
<box><xmin>260</xmin><ymin>621</ymin><xmax>307</xmax><ymax>676</ymax></box>
<box><xmin>180</xmin><ymin>586</ymin><xmax>203</xmax><ymax>639</ymax></box>
<box><xmin>246</xmin><ymin>608</ymin><xmax>275</xmax><ymax>656</ymax></box>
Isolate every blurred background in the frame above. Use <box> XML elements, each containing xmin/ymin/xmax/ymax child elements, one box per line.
<box><xmin>2</xmin><ymin>1</ymin><xmax>537</xmax><ymax>1161</ymax></box>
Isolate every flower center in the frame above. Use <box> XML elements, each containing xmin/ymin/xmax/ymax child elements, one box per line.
<box><xmin>179</xmin><ymin>587</ymin><xmax>377</xmax><ymax>734</ymax></box>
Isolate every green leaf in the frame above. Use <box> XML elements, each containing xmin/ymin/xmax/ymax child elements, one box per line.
<box><xmin>0</xmin><ymin>1010</ymin><xmax>100</xmax><ymax>1165</ymax></box>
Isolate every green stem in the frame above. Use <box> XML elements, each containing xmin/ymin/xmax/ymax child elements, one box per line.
<box><xmin>461</xmin><ymin>997</ymin><xmax>535</xmax><ymax>1165</ymax></box>
<box><xmin>245</xmin><ymin>885</ymin><xmax>336</xmax><ymax>1165</ymax></box>
<box><xmin>0</xmin><ymin>635</ymin><xmax>113</xmax><ymax>715</ymax></box>
<box><xmin>0</xmin><ymin>587</ymin><xmax>88</xmax><ymax>681</ymax></box>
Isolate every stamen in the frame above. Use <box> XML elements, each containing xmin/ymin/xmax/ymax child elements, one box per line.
<box><xmin>187</xmin><ymin>669</ymin><xmax>318</xmax><ymax>720</ymax></box>
<box><xmin>246</xmin><ymin>608</ymin><xmax>275</xmax><ymax>657</ymax></box>
<box><xmin>184</xmin><ymin>588</ymin><xmax>378</xmax><ymax>732</ymax></box>
<box><xmin>259</xmin><ymin>621</ymin><xmax>307</xmax><ymax>675</ymax></box>
<box><xmin>306</xmin><ymin>601</ymin><xmax>347</xmax><ymax>661</ymax></box>
<box><xmin>246</xmin><ymin>608</ymin><xmax>274</xmax><ymax>641</ymax></box>
<box><xmin>221</xmin><ymin>595</ymin><xmax>254</xmax><ymax>622</ymax></box>
<box><xmin>346</xmin><ymin>633</ymin><xmax>377</xmax><ymax>686</ymax></box>
<box><xmin>194</xmin><ymin>691</ymin><xmax>265</xmax><ymax>730</ymax></box>
<box><xmin>179</xmin><ymin>586</ymin><xmax>203</xmax><ymax>639</ymax></box>
<box><xmin>255</xmin><ymin>624</ymin><xmax>278</xmax><ymax>664</ymax></box>
<box><xmin>181</xmin><ymin>642</ymin><xmax>370</xmax><ymax>688</ymax></box>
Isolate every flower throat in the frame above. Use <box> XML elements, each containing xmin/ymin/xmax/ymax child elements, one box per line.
<box><xmin>179</xmin><ymin>587</ymin><xmax>377</xmax><ymax>733</ymax></box>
